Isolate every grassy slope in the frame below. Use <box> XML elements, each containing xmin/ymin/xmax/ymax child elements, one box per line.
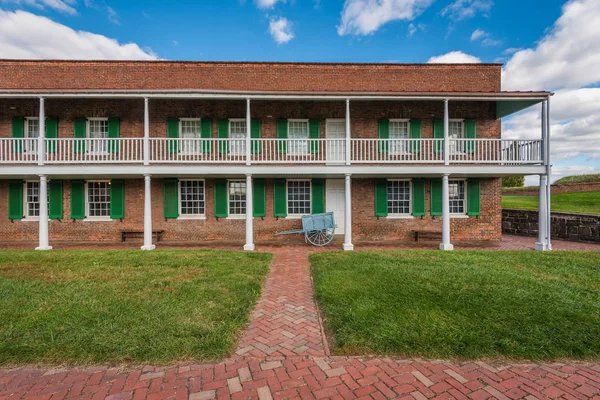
<box><xmin>554</xmin><ymin>174</ymin><xmax>600</xmax><ymax>185</ymax></box>
<box><xmin>0</xmin><ymin>250</ymin><xmax>271</xmax><ymax>365</ymax></box>
<box><xmin>502</xmin><ymin>191</ymin><xmax>600</xmax><ymax>215</ymax></box>
<box><xmin>311</xmin><ymin>251</ymin><xmax>600</xmax><ymax>361</ymax></box>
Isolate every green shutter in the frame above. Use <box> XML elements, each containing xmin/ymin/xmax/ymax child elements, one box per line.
<box><xmin>214</xmin><ymin>179</ymin><xmax>228</xmax><ymax>218</ymax></box>
<box><xmin>433</xmin><ymin>119</ymin><xmax>444</xmax><ymax>154</ymax></box>
<box><xmin>276</xmin><ymin>119</ymin><xmax>288</xmax><ymax>154</ymax></box>
<box><xmin>12</xmin><ymin>117</ymin><xmax>24</xmax><ymax>153</ymax></box>
<box><xmin>8</xmin><ymin>180</ymin><xmax>23</xmax><ymax>220</ymax></box>
<box><xmin>467</xmin><ymin>179</ymin><xmax>481</xmax><ymax>217</ymax></box>
<box><xmin>46</xmin><ymin>117</ymin><xmax>58</xmax><ymax>153</ymax></box>
<box><xmin>73</xmin><ymin>118</ymin><xmax>87</xmax><ymax>153</ymax></box>
<box><xmin>251</xmin><ymin>118</ymin><xmax>261</xmax><ymax>154</ymax></box>
<box><xmin>309</xmin><ymin>119</ymin><xmax>320</xmax><ymax>154</ymax></box>
<box><xmin>110</xmin><ymin>179</ymin><xmax>125</xmax><ymax>219</ymax></box>
<box><xmin>163</xmin><ymin>178</ymin><xmax>179</xmax><ymax>219</ymax></box>
<box><xmin>430</xmin><ymin>179</ymin><xmax>442</xmax><ymax>217</ymax></box>
<box><xmin>273</xmin><ymin>179</ymin><xmax>287</xmax><ymax>217</ymax></box>
<box><xmin>374</xmin><ymin>178</ymin><xmax>388</xmax><ymax>217</ymax></box>
<box><xmin>465</xmin><ymin>119</ymin><xmax>476</xmax><ymax>154</ymax></box>
<box><xmin>253</xmin><ymin>178</ymin><xmax>266</xmax><ymax>217</ymax></box>
<box><xmin>70</xmin><ymin>180</ymin><xmax>85</xmax><ymax>220</ymax></box>
<box><xmin>409</xmin><ymin>119</ymin><xmax>422</xmax><ymax>153</ymax></box>
<box><xmin>378</xmin><ymin>119</ymin><xmax>389</xmax><ymax>154</ymax></box>
<box><xmin>200</xmin><ymin>118</ymin><xmax>212</xmax><ymax>153</ymax></box>
<box><xmin>411</xmin><ymin>179</ymin><xmax>426</xmax><ymax>217</ymax></box>
<box><xmin>218</xmin><ymin>119</ymin><xmax>229</xmax><ymax>154</ymax></box>
<box><xmin>48</xmin><ymin>180</ymin><xmax>63</xmax><ymax>220</ymax></box>
<box><xmin>107</xmin><ymin>117</ymin><xmax>120</xmax><ymax>153</ymax></box>
<box><xmin>311</xmin><ymin>179</ymin><xmax>325</xmax><ymax>214</ymax></box>
<box><xmin>167</xmin><ymin>118</ymin><xmax>179</xmax><ymax>154</ymax></box>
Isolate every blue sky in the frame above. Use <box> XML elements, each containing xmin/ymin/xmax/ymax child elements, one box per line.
<box><xmin>0</xmin><ymin>0</ymin><xmax>598</xmax><ymax>184</ymax></box>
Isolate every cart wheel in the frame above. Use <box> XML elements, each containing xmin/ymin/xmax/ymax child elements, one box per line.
<box><xmin>305</xmin><ymin>228</ymin><xmax>335</xmax><ymax>246</ymax></box>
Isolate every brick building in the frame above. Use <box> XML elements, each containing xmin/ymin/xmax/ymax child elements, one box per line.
<box><xmin>0</xmin><ymin>60</ymin><xmax>553</xmax><ymax>251</ymax></box>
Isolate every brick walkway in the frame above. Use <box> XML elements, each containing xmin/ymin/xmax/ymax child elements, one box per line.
<box><xmin>1</xmin><ymin>240</ymin><xmax>600</xmax><ymax>399</ymax></box>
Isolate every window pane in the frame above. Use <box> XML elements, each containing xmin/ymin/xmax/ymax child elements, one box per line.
<box><xmin>288</xmin><ymin>121</ymin><xmax>309</xmax><ymax>155</ymax></box>
<box><xmin>448</xmin><ymin>180</ymin><xmax>465</xmax><ymax>214</ymax></box>
<box><xmin>389</xmin><ymin>121</ymin><xmax>409</xmax><ymax>153</ymax></box>
<box><xmin>287</xmin><ymin>180</ymin><xmax>311</xmax><ymax>215</ymax></box>
<box><xmin>387</xmin><ymin>180</ymin><xmax>410</xmax><ymax>215</ymax></box>
<box><xmin>180</xmin><ymin>180</ymin><xmax>205</xmax><ymax>215</ymax></box>
<box><xmin>229</xmin><ymin>120</ymin><xmax>247</xmax><ymax>155</ymax></box>
<box><xmin>180</xmin><ymin>120</ymin><xmax>201</xmax><ymax>153</ymax></box>
<box><xmin>88</xmin><ymin>119</ymin><xmax>109</xmax><ymax>153</ymax></box>
<box><xmin>87</xmin><ymin>181</ymin><xmax>110</xmax><ymax>217</ymax></box>
<box><xmin>26</xmin><ymin>181</ymin><xmax>40</xmax><ymax>217</ymax></box>
<box><xmin>228</xmin><ymin>181</ymin><xmax>247</xmax><ymax>215</ymax></box>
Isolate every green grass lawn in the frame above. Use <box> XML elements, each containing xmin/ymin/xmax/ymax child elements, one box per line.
<box><xmin>0</xmin><ymin>250</ymin><xmax>271</xmax><ymax>365</ymax></box>
<box><xmin>502</xmin><ymin>191</ymin><xmax>600</xmax><ymax>215</ymax></box>
<box><xmin>311</xmin><ymin>251</ymin><xmax>600</xmax><ymax>361</ymax></box>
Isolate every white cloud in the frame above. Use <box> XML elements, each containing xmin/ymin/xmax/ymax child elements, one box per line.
<box><xmin>269</xmin><ymin>16</ymin><xmax>294</xmax><ymax>44</ymax></box>
<box><xmin>441</xmin><ymin>0</ymin><xmax>493</xmax><ymax>21</ymax></box>
<box><xmin>503</xmin><ymin>0</ymin><xmax>600</xmax><ymax>91</ymax></box>
<box><xmin>106</xmin><ymin>5</ymin><xmax>119</xmax><ymax>24</ymax></box>
<box><xmin>470</xmin><ymin>28</ymin><xmax>485</xmax><ymax>41</ymax></box>
<box><xmin>337</xmin><ymin>0</ymin><xmax>434</xmax><ymax>36</ymax></box>
<box><xmin>427</xmin><ymin>51</ymin><xmax>481</xmax><ymax>63</ymax></box>
<box><xmin>408</xmin><ymin>23</ymin><xmax>416</xmax><ymax>37</ymax></box>
<box><xmin>470</xmin><ymin>29</ymin><xmax>500</xmax><ymax>46</ymax></box>
<box><xmin>0</xmin><ymin>10</ymin><xmax>157</xmax><ymax>59</ymax></box>
<box><xmin>255</xmin><ymin>0</ymin><xmax>284</xmax><ymax>9</ymax></box>
<box><xmin>0</xmin><ymin>0</ymin><xmax>77</xmax><ymax>14</ymax></box>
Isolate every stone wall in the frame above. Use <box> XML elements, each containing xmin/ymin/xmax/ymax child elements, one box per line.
<box><xmin>502</xmin><ymin>208</ymin><xmax>600</xmax><ymax>243</ymax></box>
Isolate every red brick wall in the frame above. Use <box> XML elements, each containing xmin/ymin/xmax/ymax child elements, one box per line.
<box><xmin>0</xmin><ymin>178</ymin><xmax>502</xmax><ymax>244</ymax></box>
<box><xmin>0</xmin><ymin>61</ymin><xmax>501</xmax><ymax>93</ymax></box>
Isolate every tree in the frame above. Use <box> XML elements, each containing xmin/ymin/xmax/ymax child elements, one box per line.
<box><xmin>502</xmin><ymin>176</ymin><xmax>525</xmax><ymax>188</ymax></box>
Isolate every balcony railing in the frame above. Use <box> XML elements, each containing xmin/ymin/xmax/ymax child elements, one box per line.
<box><xmin>0</xmin><ymin>138</ymin><xmax>544</xmax><ymax>166</ymax></box>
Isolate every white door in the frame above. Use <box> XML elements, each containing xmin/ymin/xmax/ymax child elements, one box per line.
<box><xmin>326</xmin><ymin>119</ymin><xmax>346</xmax><ymax>164</ymax></box>
<box><xmin>326</xmin><ymin>179</ymin><xmax>345</xmax><ymax>234</ymax></box>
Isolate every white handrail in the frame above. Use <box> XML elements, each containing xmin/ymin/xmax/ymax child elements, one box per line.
<box><xmin>251</xmin><ymin>138</ymin><xmax>346</xmax><ymax>164</ymax></box>
<box><xmin>351</xmin><ymin>138</ymin><xmax>444</xmax><ymax>163</ymax></box>
<box><xmin>449</xmin><ymin>139</ymin><xmax>543</xmax><ymax>164</ymax></box>
<box><xmin>0</xmin><ymin>138</ymin><xmax>39</xmax><ymax>163</ymax></box>
<box><xmin>45</xmin><ymin>138</ymin><xmax>143</xmax><ymax>164</ymax></box>
<box><xmin>149</xmin><ymin>138</ymin><xmax>247</xmax><ymax>163</ymax></box>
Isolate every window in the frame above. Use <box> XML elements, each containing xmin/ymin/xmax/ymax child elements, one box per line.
<box><xmin>387</xmin><ymin>180</ymin><xmax>411</xmax><ymax>215</ymax></box>
<box><xmin>449</xmin><ymin>180</ymin><xmax>466</xmax><ymax>214</ymax></box>
<box><xmin>389</xmin><ymin>120</ymin><xmax>409</xmax><ymax>154</ymax></box>
<box><xmin>87</xmin><ymin>118</ymin><xmax>109</xmax><ymax>153</ymax></box>
<box><xmin>179</xmin><ymin>119</ymin><xmax>201</xmax><ymax>154</ymax></box>
<box><xmin>288</xmin><ymin>120</ymin><xmax>309</xmax><ymax>155</ymax></box>
<box><xmin>228</xmin><ymin>180</ymin><xmax>246</xmax><ymax>216</ymax></box>
<box><xmin>287</xmin><ymin>180</ymin><xmax>311</xmax><ymax>216</ymax></box>
<box><xmin>24</xmin><ymin>181</ymin><xmax>40</xmax><ymax>218</ymax></box>
<box><xmin>229</xmin><ymin>119</ymin><xmax>247</xmax><ymax>155</ymax></box>
<box><xmin>449</xmin><ymin>120</ymin><xmax>465</xmax><ymax>154</ymax></box>
<box><xmin>86</xmin><ymin>181</ymin><xmax>110</xmax><ymax>219</ymax></box>
<box><xmin>24</xmin><ymin>117</ymin><xmax>39</xmax><ymax>153</ymax></box>
<box><xmin>179</xmin><ymin>180</ymin><xmax>205</xmax><ymax>217</ymax></box>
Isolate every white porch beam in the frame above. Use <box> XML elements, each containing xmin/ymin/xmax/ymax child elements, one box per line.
<box><xmin>246</xmin><ymin>99</ymin><xmax>251</xmax><ymax>167</ymax></box>
<box><xmin>439</xmin><ymin>174</ymin><xmax>453</xmax><ymax>251</ymax></box>
<box><xmin>345</xmin><ymin>99</ymin><xmax>351</xmax><ymax>166</ymax></box>
<box><xmin>35</xmin><ymin>175</ymin><xmax>52</xmax><ymax>250</ymax></box>
<box><xmin>143</xmin><ymin>97</ymin><xmax>150</xmax><ymax>166</ymax></box>
<box><xmin>244</xmin><ymin>173</ymin><xmax>255</xmax><ymax>251</ymax></box>
<box><xmin>443</xmin><ymin>99</ymin><xmax>449</xmax><ymax>166</ymax></box>
<box><xmin>38</xmin><ymin>97</ymin><xmax>45</xmax><ymax>166</ymax></box>
<box><xmin>141</xmin><ymin>174</ymin><xmax>155</xmax><ymax>250</ymax></box>
<box><xmin>342</xmin><ymin>173</ymin><xmax>354</xmax><ymax>251</ymax></box>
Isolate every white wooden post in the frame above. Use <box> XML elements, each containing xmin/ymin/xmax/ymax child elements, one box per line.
<box><xmin>535</xmin><ymin>174</ymin><xmax>549</xmax><ymax>251</ymax></box>
<box><xmin>35</xmin><ymin>175</ymin><xmax>52</xmax><ymax>250</ymax></box>
<box><xmin>141</xmin><ymin>174</ymin><xmax>155</xmax><ymax>250</ymax></box>
<box><xmin>143</xmin><ymin>97</ymin><xmax>150</xmax><ymax>166</ymax></box>
<box><xmin>345</xmin><ymin>99</ymin><xmax>351</xmax><ymax>166</ymax></box>
<box><xmin>343</xmin><ymin>173</ymin><xmax>354</xmax><ymax>251</ymax></box>
<box><xmin>440</xmin><ymin>174</ymin><xmax>453</xmax><ymax>251</ymax></box>
<box><xmin>244</xmin><ymin>174</ymin><xmax>255</xmax><ymax>251</ymax></box>
<box><xmin>38</xmin><ymin>97</ymin><xmax>45</xmax><ymax>166</ymax></box>
<box><xmin>246</xmin><ymin>99</ymin><xmax>251</xmax><ymax>166</ymax></box>
<box><xmin>443</xmin><ymin>99</ymin><xmax>449</xmax><ymax>166</ymax></box>
<box><xmin>545</xmin><ymin>97</ymin><xmax>552</xmax><ymax>250</ymax></box>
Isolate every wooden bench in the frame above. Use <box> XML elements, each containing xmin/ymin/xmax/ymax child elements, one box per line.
<box><xmin>121</xmin><ymin>230</ymin><xmax>164</xmax><ymax>243</ymax></box>
<box><xmin>413</xmin><ymin>230</ymin><xmax>443</xmax><ymax>242</ymax></box>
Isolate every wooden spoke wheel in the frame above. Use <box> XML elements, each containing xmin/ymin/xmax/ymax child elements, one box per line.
<box><xmin>305</xmin><ymin>228</ymin><xmax>335</xmax><ymax>246</ymax></box>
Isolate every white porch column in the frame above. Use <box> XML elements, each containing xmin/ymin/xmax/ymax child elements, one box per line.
<box><xmin>141</xmin><ymin>174</ymin><xmax>155</xmax><ymax>250</ymax></box>
<box><xmin>244</xmin><ymin>174</ymin><xmax>255</xmax><ymax>251</ymax></box>
<box><xmin>38</xmin><ymin>97</ymin><xmax>45</xmax><ymax>166</ymax></box>
<box><xmin>345</xmin><ymin>99</ymin><xmax>351</xmax><ymax>166</ymax></box>
<box><xmin>35</xmin><ymin>175</ymin><xmax>52</xmax><ymax>250</ymax></box>
<box><xmin>545</xmin><ymin>98</ymin><xmax>552</xmax><ymax>250</ymax></box>
<box><xmin>246</xmin><ymin>99</ymin><xmax>251</xmax><ymax>166</ymax></box>
<box><xmin>443</xmin><ymin>99</ymin><xmax>449</xmax><ymax>166</ymax></box>
<box><xmin>342</xmin><ymin>173</ymin><xmax>354</xmax><ymax>251</ymax></box>
<box><xmin>439</xmin><ymin>174</ymin><xmax>454</xmax><ymax>251</ymax></box>
<box><xmin>535</xmin><ymin>175</ymin><xmax>549</xmax><ymax>251</ymax></box>
<box><xmin>143</xmin><ymin>97</ymin><xmax>150</xmax><ymax>166</ymax></box>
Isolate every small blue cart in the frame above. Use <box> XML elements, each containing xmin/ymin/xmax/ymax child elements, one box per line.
<box><xmin>275</xmin><ymin>212</ymin><xmax>336</xmax><ymax>246</ymax></box>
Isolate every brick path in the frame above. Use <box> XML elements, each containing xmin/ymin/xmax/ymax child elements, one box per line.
<box><xmin>1</xmin><ymin>239</ymin><xmax>600</xmax><ymax>399</ymax></box>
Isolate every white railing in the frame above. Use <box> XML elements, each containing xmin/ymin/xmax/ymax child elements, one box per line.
<box><xmin>0</xmin><ymin>138</ymin><xmax>39</xmax><ymax>163</ymax></box>
<box><xmin>449</xmin><ymin>139</ymin><xmax>543</xmax><ymax>164</ymax></box>
<box><xmin>251</xmin><ymin>138</ymin><xmax>346</xmax><ymax>164</ymax></box>
<box><xmin>149</xmin><ymin>138</ymin><xmax>247</xmax><ymax>163</ymax></box>
<box><xmin>351</xmin><ymin>138</ymin><xmax>444</xmax><ymax>163</ymax></box>
<box><xmin>45</xmin><ymin>138</ymin><xmax>144</xmax><ymax>164</ymax></box>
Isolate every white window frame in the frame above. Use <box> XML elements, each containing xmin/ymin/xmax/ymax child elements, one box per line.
<box><xmin>286</xmin><ymin>179</ymin><xmax>311</xmax><ymax>219</ymax></box>
<box><xmin>86</xmin><ymin>117</ymin><xmax>109</xmax><ymax>155</ymax></box>
<box><xmin>178</xmin><ymin>118</ymin><xmax>202</xmax><ymax>155</ymax></box>
<box><xmin>228</xmin><ymin>118</ymin><xmax>247</xmax><ymax>156</ymax></box>
<box><xmin>449</xmin><ymin>119</ymin><xmax>466</xmax><ymax>155</ymax></box>
<box><xmin>84</xmin><ymin>180</ymin><xmax>111</xmax><ymax>221</ymax></box>
<box><xmin>388</xmin><ymin>119</ymin><xmax>410</xmax><ymax>155</ymax></box>
<box><xmin>23</xmin><ymin>180</ymin><xmax>41</xmax><ymax>221</ymax></box>
<box><xmin>448</xmin><ymin>179</ymin><xmax>468</xmax><ymax>217</ymax></box>
<box><xmin>386</xmin><ymin>179</ymin><xmax>413</xmax><ymax>219</ymax></box>
<box><xmin>178</xmin><ymin>179</ymin><xmax>206</xmax><ymax>219</ymax></box>
<box><xmin>287</xmin><ymin>119</ymin><xmax>310</xmax><ymax>156</ymax></box>
<box><xmin>23</xmin><ymin>117</ymin><xmax>39</xmax><ymax>154</ymax></box>
<box><xmin>227</xmin><ymin>179</ymin><xmax>247</xmax><ymax>219</ymax></box>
